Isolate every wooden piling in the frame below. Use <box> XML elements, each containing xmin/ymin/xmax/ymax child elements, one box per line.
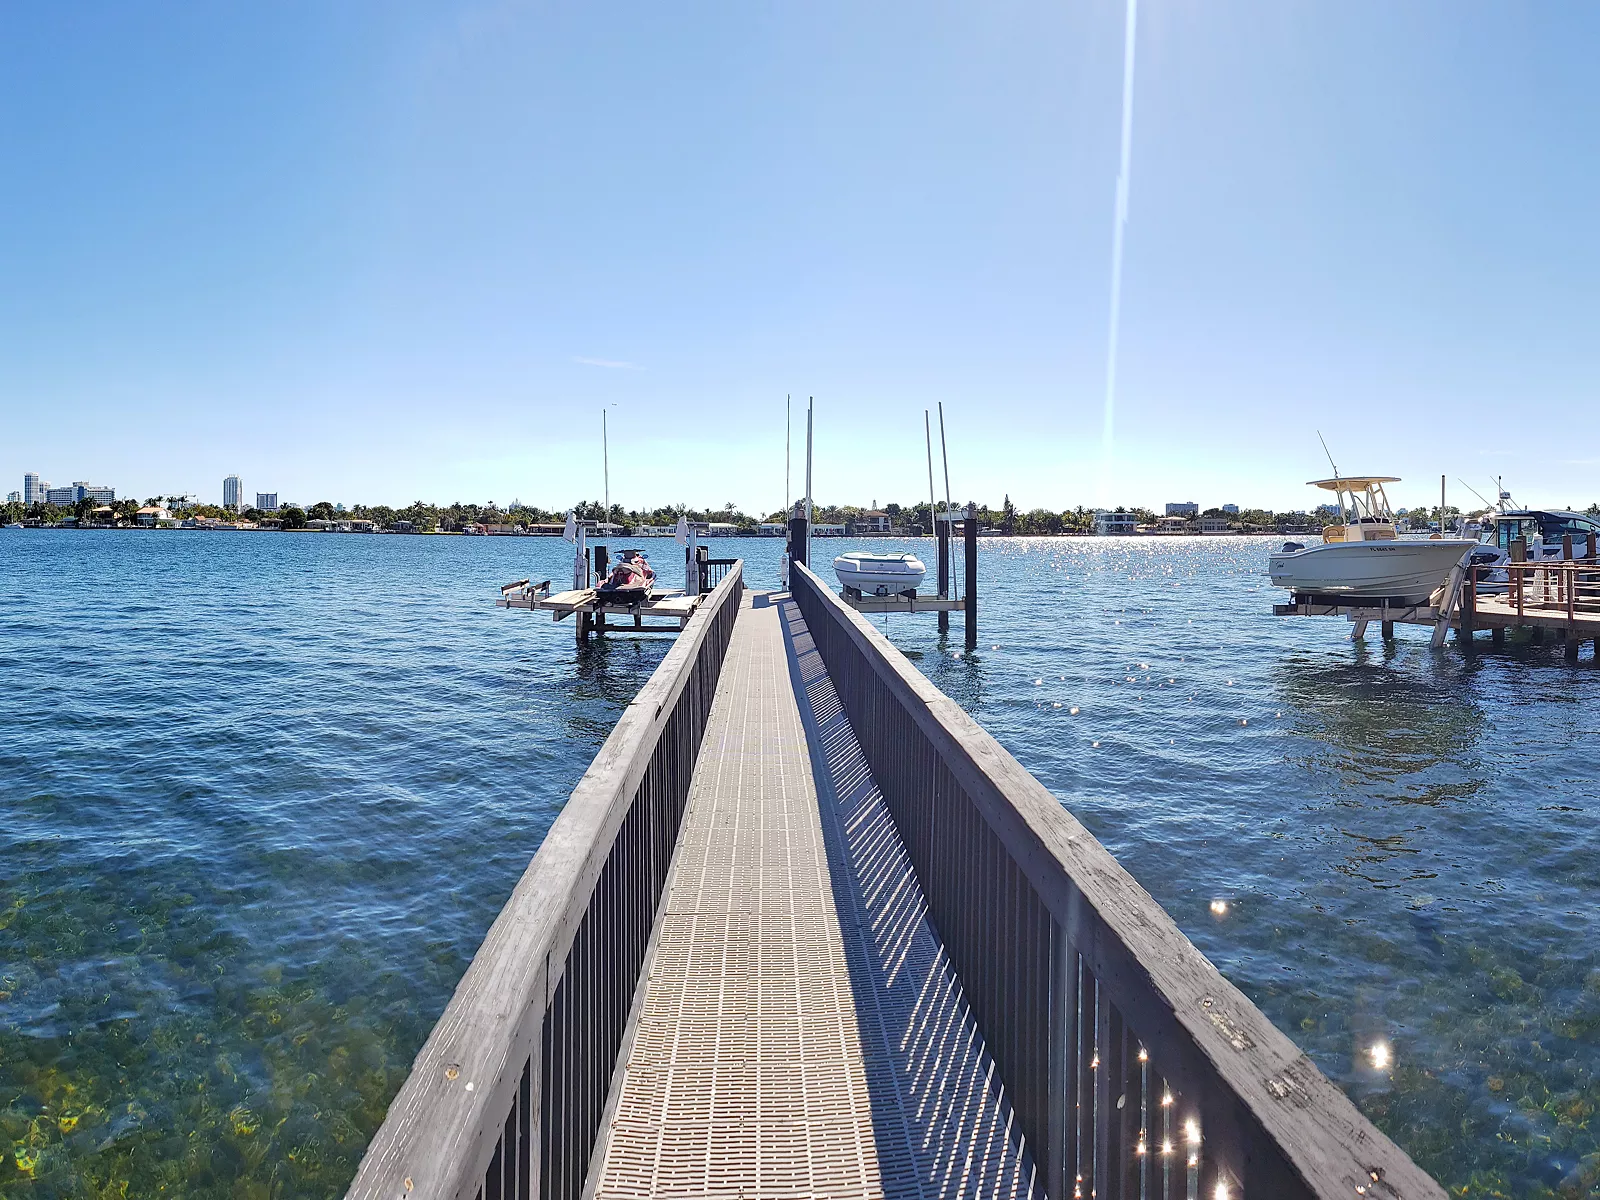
<box><xmin>963</xmin><ymin>502</ymin><xmax>978</xmax><ymax>652</ymax></box>
<box><xmin>937</xmin><ymin>515</ymin><xmax>950</xmax><ymax>635</ymax></box>
<box><xmin>789</xmin><ymin>514</ymin><xmax>808</xmax><ymax>570</ymax></box>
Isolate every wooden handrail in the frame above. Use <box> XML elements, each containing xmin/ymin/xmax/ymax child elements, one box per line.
<box><xmin>790</xmin><ymin>563</ymin><xmax>1443</xmax><ymax>1198</ymax></box>
<box><xmin>345</xmin><ymin>562</ymin><xmax>745</xmax><ymax>1200</ymax></box>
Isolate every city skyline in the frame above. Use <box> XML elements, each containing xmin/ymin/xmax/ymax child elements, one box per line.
<box><xmin>2</xmin><ymin>3</ymin><xmax>1596</xmax><ymax>515</ymax></box>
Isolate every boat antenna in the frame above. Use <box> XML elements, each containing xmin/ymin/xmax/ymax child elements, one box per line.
<box><xmin>1458</xmin><ymin>478</ymin><xmax>1493</xmax><ymax>512</ymax></box>
<box><xmin>1317</xmin><ymin>429</ymin><xmax>1339</xmax><ymax>478</ymax></box>
<box><xmin>1315</xmin><ymin>430</ymin><xmax>1346</xmax><ymax>523</ymax></box>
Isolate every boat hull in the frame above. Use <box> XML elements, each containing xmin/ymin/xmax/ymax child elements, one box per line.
<box><xmin>1268</xmin><ymin>539</ymin><xmax>1475</xmax><ymax>603</ymax></box>
<box><xmin>833</xmin><ymin>553</ymin><xmax>926</xmax><ymax>596</ymax></box>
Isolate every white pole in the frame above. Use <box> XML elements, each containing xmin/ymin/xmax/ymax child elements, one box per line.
<box><xmin>602</xmin><ymin>409</ymin><xmax>609</xmax><ymax>539</ymax></box>
<box><xmin>1440</xmin><ymin>474</ymin><xmax>1446</xmax><ymax>536</ymax></box>
<box><xmin>686</xmin><ymin>525</ymin><xmax>699</xmax><ymax>596</ymax></box>
<box><xmin>925</xmin><ymin>410</ymin><xmax>937</xmax><ymax>539</ymax></box>
<box><xmin>785</xmin><ymin>394</ymin><xmax>791</xmax><ymax>518</ymax></box>
<box><xmin>574</xmin><ymin>521</ymin><xmax>588</xmax><ymax>591</ymax></box>
<box><xmin>805</xmin><ymin>396</ymin><xmax>814</xmax><ymax>567</ymax></box>
<box><xmin>938</xmin><ymin>402</ymin><xmax>955</xmax><ymax>601</ymax></box>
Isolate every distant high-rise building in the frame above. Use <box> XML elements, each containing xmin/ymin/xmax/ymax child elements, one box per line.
<box><xmin>255</xmin><ymin>492</ymin><xmax>279</xmax><ymax>512</ymax></box>
<box><xmin>84</xmin><ymin>485</ymin><xmax>115</xmax><ymax>502</ymax></box>
<box><xmin>46</xmin><ymin>486</ymin><xmax>79</xmax><ymax>505</ymax></box>
<box><xmin>6</xmin><ymin>491</ymin><xmax>20</xmax><ymax>504</ymax></box>
<box><xmin>1221</xmin><ymin>503</ymin><xmax>1239</xmax><ymax>515</ymax></box>
<box><xmin>24</xmin><ymin>473</ymin><xmax>44</xmax><ymax>504</ymax></box>
<box><xmin>1165</xmin><ymin>501</ymin><xmax>1199</xmax><ymax>517</ymax></box>
<box><xmin>223</xmin><ymin>475</ymin><xmax>242</xmax><ymax>510</ymax></box>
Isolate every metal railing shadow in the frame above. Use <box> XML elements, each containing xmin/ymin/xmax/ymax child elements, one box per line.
<box><xmin>779</xmin><ymin>595</ymin><xmax>1042</xmax><ymax>1198</ymax></box>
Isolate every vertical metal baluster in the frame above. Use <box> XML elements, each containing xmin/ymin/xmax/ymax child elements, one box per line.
<box><xmin>1075</xmin><ymin>959</ymin><xmax>1091</xmax><ymax>1199</ymax></box>
<box><xmin>518</xmin><ymin>1055</ymin><xmax>533</xmax><ymax>1200</ymax></box>
<box><xmin>1136</xmin><ymin>1045</ymin><xmax>1148</xmax><ymax>1200</ymax></box>
<box><xmin>1093</xmin><ymin>981</ymin><xmax>1113</xmax><ymax>1200</ymax></box>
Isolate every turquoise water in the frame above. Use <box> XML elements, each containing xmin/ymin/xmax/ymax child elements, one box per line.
<box><xmin>1</xmin><ymin>532</ymin><xmax>1596</xmax><ymax>1197</ymax></box>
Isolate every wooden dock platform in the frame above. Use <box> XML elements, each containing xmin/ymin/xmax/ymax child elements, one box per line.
<box><xmin>498</xmin><ymin>581</ymin><xmax>702</xmax><ymax>632</ymax></box>
<box><xmin>347</xmin><ymin>560</ymin><xmax>1445</xmax><ymax>1200</ymax></box>
<box><xmin>1275</xmin><ymin>557</ymin><xmax>1600</xmax><ymax>659</ymax></box>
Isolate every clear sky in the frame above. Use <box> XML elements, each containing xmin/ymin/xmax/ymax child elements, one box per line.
<box><xmin>2</xmin><ymin>1</ymin><xmax>1595</xmax><ymax>516</ymax></box>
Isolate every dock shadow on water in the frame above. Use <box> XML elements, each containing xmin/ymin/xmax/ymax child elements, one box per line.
<box><xmin>778</xmin><ymin>597</ymin><xmax>1041</xmax><ymax>1198</ymax></box>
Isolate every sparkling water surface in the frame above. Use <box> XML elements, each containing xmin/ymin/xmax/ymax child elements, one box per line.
<box><xmin>2</xmin><ymin>532</ymin><xmax>1596</xmax><ymax>1197</ymax></box>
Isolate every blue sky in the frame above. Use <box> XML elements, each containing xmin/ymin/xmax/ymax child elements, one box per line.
<box><xmin>2</xmin><ymin>1</ymin><xmax>1595</xmax><ymax>515</ymax></box>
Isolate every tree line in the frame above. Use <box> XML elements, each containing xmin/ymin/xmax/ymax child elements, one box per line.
<box><xmin>6</xmin><ymin>494</ymin><xmax>1597</xmax><ymax>533</ymax></box>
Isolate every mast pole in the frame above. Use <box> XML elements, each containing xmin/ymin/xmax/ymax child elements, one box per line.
<box><xmin>602</xmin><ymin>408</ymin><xmax>609</xmax><ymax>537</ymax></box>
<box><xmin>925</xmin><ymin>410</ymin><xmax>937</xmax><ymax>539</ymax></box>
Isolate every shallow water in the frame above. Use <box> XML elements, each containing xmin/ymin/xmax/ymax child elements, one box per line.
<box><xmin>1</xmin><ymin>531</ymin><xmax>1596</xmax><ymax>1197</ymax></box>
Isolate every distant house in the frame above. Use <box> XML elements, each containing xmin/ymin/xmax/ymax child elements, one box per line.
<box><xmin>1197</xmin><ymin>516</ymin><xmax>1231</xmax><ymax>534</ymax></box>
<box><xmin>705</xmin><ymin>522</ymin><xmax>740</xmax><ymax>537</ymax></box>
<box><xmin>1153</xmin><ymin>516</ymin><xmax>1191</xmax><ymax>535</ymax></box>
<box><xmin>757</xmin><ymin>523</ymin><xmax>786</xmax><ymax>537</ymax></box>
<box><xmin>853</xmin><ymin>511</ymin><xmax>892</xmax><ymax>534</ymax></box>
<box><xmin>632</xmin><ymin>524</ymin><xmax>672</xmax><ymax>536</ymax></box>
<box><xmin>390</xmin><ymin>520</ymin><xmax>416</xmax><ymax>533</ymax></box>
<box><xmin>305</xmin><ymin>519</ymin><xmax>334</xmax><ymax>530</ymax></box>
<box><xmin>811</xmin><ymin>523</ymin><xmax>847</xmax><ymax>537</ymax></box>
<box><xmin>1164</xmin><ymin>501</ymin><xmax>1199</xmax><ymax>517</ymax></box>
<box><xmin>1094</xmin><ymin>510</ymin><xmax>1138</xmax><ymax>535</ymax></box>
<box><xmin>135</xmin><ymin>505</ymin><xmax>173</xmax><ymax>527</ymax></box>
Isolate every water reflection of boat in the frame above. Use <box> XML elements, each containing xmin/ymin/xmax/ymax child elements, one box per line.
<box><xmin>1268</xmin><ymin>477</ymin><xmax>1476</xmax><ymax>604</ymax></box>
<box><xmin>833</xmin><ymin>551</ymin><xmax>926</xmax><ymax>597</ymax></box>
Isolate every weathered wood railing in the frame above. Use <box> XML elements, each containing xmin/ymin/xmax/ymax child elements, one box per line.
<box><xmin>345</xmin><ymin>562</ymin><xmax>744</xmax><ymax>1200</ymax></box>
<box><xmin>790</xmin><ymin>563</ymin><xmax>1443</xmax><ymax>1200</ymax></box>
<box><xmin>699</xmin><ymin>556</ymin><xmax>737</xmax><ymax>593</ymax></box>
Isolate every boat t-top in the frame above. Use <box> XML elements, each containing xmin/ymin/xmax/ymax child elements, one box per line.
<box><xmin>1268</xmin><ymin>476</ymin><xmax>1477</xmax><ymax>604</ymax></box>
<box><xmin>834</xmin><ymin>551</ymin><xmax>926</xmax><ymax>597</ymax></box>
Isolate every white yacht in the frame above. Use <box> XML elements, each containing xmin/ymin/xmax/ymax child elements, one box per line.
<box><xmin>1268</xmin><ymin>477</ymin><xmax>1476</xmax><ymax>604</ymax></box>
<box><xmin>833</xmin><ymin>551</ymin><xmax>926</xmax><ymax>597</ymax></box>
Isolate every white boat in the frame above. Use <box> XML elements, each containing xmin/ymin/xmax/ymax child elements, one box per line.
<box><xmin>834</xmin><ymin>551</ymin><xmax>926</xmax><ymax>596</ymax></box>
<box><xmin>1268</xmin><ymin>477</ymin><xmax>1476</xmax><ymax>603</ymax></box>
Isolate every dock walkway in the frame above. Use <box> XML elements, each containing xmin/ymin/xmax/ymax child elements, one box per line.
<box><xmin>346</xmin><ymin>559</ymin><xmax>1445</xmax><ymax>1200</ymax></box>
<box><xmin>597</xmin><ymin>593</ymin><xmax>1035</xmax><ymax>1198</ymax></box>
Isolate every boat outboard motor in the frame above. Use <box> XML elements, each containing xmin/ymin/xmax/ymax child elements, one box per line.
<box><xmin>1280</xmin><ymin>541</ymin><xmax>1304</xmax><ymax>553</ymax></box>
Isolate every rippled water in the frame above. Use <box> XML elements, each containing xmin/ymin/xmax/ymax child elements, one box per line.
<box><xmin>2</xmin><ymin>532</ymin><xmax>1596</xmax><ymax>1197</ymax></box>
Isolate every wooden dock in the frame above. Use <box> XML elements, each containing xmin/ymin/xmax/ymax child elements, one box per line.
<box><xmin>346</xmin><ymin>561</ymin><xmax>1445</xmax><ymax>1200</ymax></box>
<box><xmin>499</xmin><ymin>581</ymin><xmax>703</xmax><ymax>633</ymax></box>
<box><xmin>1275</xmin><ymin>556</ymin><xmax>1600</xmax><ymax>659</ymax></box>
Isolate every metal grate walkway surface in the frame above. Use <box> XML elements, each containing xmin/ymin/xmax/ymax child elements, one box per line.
<box><xmin>595</xmin><ymin>593</ymin><xmax>1038</xmax><ymax>1199</ymax></box>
